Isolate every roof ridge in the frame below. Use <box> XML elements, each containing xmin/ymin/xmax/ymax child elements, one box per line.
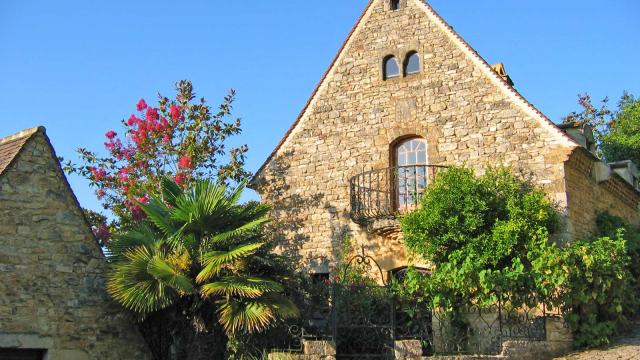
<box><xmin>0</xmin><ymin>126</ymin><xmax>45</xmax><ymax>145</ymax></box>
<box><xmin>0</xmin><ymin>126</ymin><xmax>46</xmax><ymax>177</ymax></box>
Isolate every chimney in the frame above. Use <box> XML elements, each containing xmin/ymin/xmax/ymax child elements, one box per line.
<box><xmin>491</xmin><ymin>63</ymin><xmax>514</xmax><ymax>86</ymax></box>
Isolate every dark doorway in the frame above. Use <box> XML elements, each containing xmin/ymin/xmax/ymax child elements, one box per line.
<box><xmin>0</xmin><ymin>349</ymin><xmax>45</xmax><ymax>360</ymax></box>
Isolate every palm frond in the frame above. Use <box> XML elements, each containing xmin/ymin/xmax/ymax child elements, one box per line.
<box><xmin>259</xmin><ymin>292</ymin><xmax>300</xmax><ymax>319</ymax></box>
<box><xmin>227</xmin><ymin>180</ymin><xmax>247</xmax><ymax>206</ymax></box>
<box><xmin>147</xmin><ymin>255</ymin><xmax>195</xmax><ymax>295</ymax></box>
<box><xmin>216</xmin><ymin>293</ymin><xmax>299</xmax><ymax>334</ymax></box>
<box><xmin>217</xmin><ymin>298</ymin><xmax>275</xmax><ymax>334</ymax></box>
<box><xmin>139</xmin><ymin>197</ymin><xmax>175</xmax><ymax>236</ymax></box>
<box><xmin>171</xmin><ymin>179</ymin><xmax>229</xmax><ymax>224</ymax></box>
<box><xmin>207</xmin><ymin>217</ymin><xmax>270</xmax><ymax>246</ymax></box>
<box><xmin>107</xmin><ymin>246</ymin><xmax>178</xmax><ymax>316</ymax></box>
<box><xmin>197</xmin><ymin>242</ymin><xmax>264</xmax><ymax>283</ymax></box>
<box><xmin>161</xmin><ymin>176</ymin><xmax>183</xmax><ymax>207</ymax></box>
<box><xmin>200</xmin><ymin>276</ymin><xmax>284</xmax><ymax>298</ymax></box>
<box><xmin>107</xmin><ymin>224</ymin><xmax>158</xmax><ymax>260</ymax></box>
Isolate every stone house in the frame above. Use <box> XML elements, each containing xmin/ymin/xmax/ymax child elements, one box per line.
<box><xmin>0</xmin><ymin>127</ymin><xmax>151</xmax><ymax>359</ymax></box>
<box><xmin>249</xmin><ymin>0</ymin><xmax>640</xmax><ymax>277</ymax></box>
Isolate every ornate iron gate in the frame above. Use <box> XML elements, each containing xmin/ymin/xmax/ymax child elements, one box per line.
<box><xmin>270</xmin><ymin>248</ymin><xmax>557</xmax><ymax>358</ymax></box>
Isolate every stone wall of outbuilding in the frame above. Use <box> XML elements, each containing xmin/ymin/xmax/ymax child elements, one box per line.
<box><xmin>0</xmin><ymin>131</ymin><xmax>150</xmax><ymax>359</ymax></box>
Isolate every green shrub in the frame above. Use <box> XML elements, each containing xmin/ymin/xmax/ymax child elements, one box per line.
<box><xmin>400</xmin><ymin>166</ymin><xmax>563</xmax><ymax>310</ymax></box>
<box><xmin>561</xmin><ymin>232</ymin><xmax>632</xmax><ymax>347</ymax></box>
<box><xmin>557</xmin><ymin>212</ymin><xmax>640</xmax><ymax>348</ymax></box>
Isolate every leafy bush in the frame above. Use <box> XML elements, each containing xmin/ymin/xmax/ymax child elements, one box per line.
<box><xmin>399</xmin><ymin>165</ymin><xmax>640</xmax><ymax>348</ymax></box>
<box><xmin>560</xmin><ymin>212</ymin><xmax>640</xmax><ymax>347</ymax></box>
<box><xmin>561</xmin><ymin>232</ymin><xmax>632</xmax><ymax>347</ymax></box>
<box><xmin>400</xmin><ymin>166</ymin><xmax>563</xmax><ymax>310</ymax></box>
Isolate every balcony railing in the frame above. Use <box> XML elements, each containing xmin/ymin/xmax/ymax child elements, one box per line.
<box><xmin>349</xmin><ymin>165</ymin><xmax>447</xmax><ymax>224</ymax></box>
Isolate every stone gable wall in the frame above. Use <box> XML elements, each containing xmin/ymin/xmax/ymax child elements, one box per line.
<box><xmin>254</xmin><ymin>0</ymin><xmax>577</xmax><ymax>272</ymax></box>
<box><xmin>0</xmin><ymin>132</ymin><xmax>150</xmax><ymax>359</ymax></box>
<box><xmin>254</xmin><ymin>0</ymin><xmax>635</xmax><ymax>272</ymax></box>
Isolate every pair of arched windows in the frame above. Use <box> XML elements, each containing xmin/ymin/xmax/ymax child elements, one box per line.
<box><xmin>383</xmin><ymin>52</ymin><xmax>420</xmax><ymax>80</ymax></box>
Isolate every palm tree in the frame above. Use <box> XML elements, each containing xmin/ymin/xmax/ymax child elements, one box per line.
<box><xmin>106</xmin><ymin>177</ymin><xmax>298</xmax><ymax>335</ymax></box>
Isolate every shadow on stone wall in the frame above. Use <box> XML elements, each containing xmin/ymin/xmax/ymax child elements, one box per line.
<box><xmin>257</xmin><ymin>151</ymin><xmax>326</xmax><ymax>268</ymax></box>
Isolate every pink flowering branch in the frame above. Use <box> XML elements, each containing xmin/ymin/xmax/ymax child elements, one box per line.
<box><xmin>62</xmin><ymin>80</ymin><xmax>250</xmax><ymax>229</ymax></box>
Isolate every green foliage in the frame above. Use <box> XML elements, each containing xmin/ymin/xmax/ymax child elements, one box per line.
<box><xmin>563</xmin><ymin>91</ymin><xmax>640</xmax><ymax>164</ymax></box>
<box><xmin>561</xmin><ymin>231</ymin><xmax>632</xmax><ymax>348</ymax></box>
<box><xmin>400</xmin><ymin>166</ymin><xmax>562</xmax><ymax>310</ymax></box>
<box><xmin>107</xmin><ymin>178</ymin><xmax>298</xmax><ymax>338</ymax></box>
<box><xmin>602</xmin><ymin>95</ymin><xmax>640</xmax><ymax>166</ymax></box>
<box><xmin>401</xmin><ymin>168</ymin><xmax>640</xmax><ymax>349</ymax></box>
<box><xmin>330</xmin><ymin>232</ymin><xmax>378</xmax><ymax>286</ymax></box>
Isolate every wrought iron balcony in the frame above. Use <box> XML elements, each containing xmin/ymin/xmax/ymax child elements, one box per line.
<box><xmin>349</xmin><ymin>165</ymin><xmax>446</xmax><ymax>224</ymax></box>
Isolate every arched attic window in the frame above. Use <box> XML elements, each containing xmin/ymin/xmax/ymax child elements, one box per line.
<box><xmin>390</xmin><ymin>0</ymin><xmax>401</xmax><ymax>11</ymax></box>
<box><xmin>404</xmin><ymin>51</ymin><xmax>420</xmax><ymax>76</ymax></box>
<box><xmin>383</xmin><ymin>56</ymin><xmax>400</xmax><ymax>80</ymax></box>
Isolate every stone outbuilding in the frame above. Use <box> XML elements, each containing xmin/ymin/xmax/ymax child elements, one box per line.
<box><xmin>249</xmin><ymin>0</ymin><xmax>640</xmax><ymax>277</ymax></box>
<box><xmin>0</xmin><ymin>127</ymin><xmax>151</xmax><ymax>359</ymax></box>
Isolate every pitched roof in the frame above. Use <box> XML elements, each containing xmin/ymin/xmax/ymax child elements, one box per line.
<box><xmin>249</xmin><ymin>0</ymin><xmax>578</xmax><ymax>186</ymax></box>
<box><xmin>0</xmin><ymin>127</ymin><xmax>43</xmax><ymax>176</ymax></box>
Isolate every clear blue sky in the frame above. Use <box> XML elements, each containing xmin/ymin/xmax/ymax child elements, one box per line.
<box><xmin>1</xmin><ymin>0</ymin><xmax>639</xmax><ymax>213</ymax></box>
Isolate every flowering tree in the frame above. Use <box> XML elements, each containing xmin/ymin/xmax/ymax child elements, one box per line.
<box><xmin>64</xmin><ymin>80</ymin><xmax>249</xmax><ymax>245</ymax></box>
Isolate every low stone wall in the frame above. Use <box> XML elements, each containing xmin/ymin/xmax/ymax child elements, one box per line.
<box><xmin>269</xmin><ymin>315</ymin><xmax>572</xmax><ymax>360</ymax></box>
<box><xmin>268</xmin><ymin>340</ymin><xmax>336</xmax><ymax>360</ymax></box>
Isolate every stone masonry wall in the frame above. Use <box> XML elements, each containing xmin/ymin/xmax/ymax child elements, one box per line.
<box><xmin>254</xmin><ymin>0</ymin><xmax>579</xmax><ymax>273</ymax></box>
<box><xmin>0</xmin><ymin>132</ymin><xmax>150</xmax><ymax>359</ymax></box>
<box><xmin>564</xmin><ymin>149</ymin><xmax>640</xmax><ymax>239</ymax></box>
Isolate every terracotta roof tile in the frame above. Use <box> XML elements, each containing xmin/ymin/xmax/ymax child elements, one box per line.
<box><xmin>0</xmin><ymin>127</ymin><xmax>43</xmax><ymax>176</ymax></box>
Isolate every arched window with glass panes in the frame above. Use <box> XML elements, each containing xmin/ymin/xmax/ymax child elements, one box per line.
<box><xmin>383</xmin><ymin>55</ymin><xmax>401</xmax><ymax>80</ymax></box>
<box><xmin>404</xmin><ymin>51</ymin><xmax>420</xmax><ymax>76</ymax></box>
<box><xmin>394</xmin><ymin>137</ymin><xmax>428</xmax><ymax>212</ymax></box>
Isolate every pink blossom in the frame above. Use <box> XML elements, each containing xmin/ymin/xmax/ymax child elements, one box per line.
<box><xmin>93</xmin><ymin>224</ymin><xmax>111</xmax><ymax>244</ymax></box>
<box><xmin>162</xmin><ymin>134</ymin><xmax>171</xmax><ymax>143</ymax></box>
<box><xmin>96</xmin><ymin>188</ymin><xmax>106</xmax><ymax>199</ymax></box>
<box><xmin>136</xmin><ymin>99</ymin><xmax>148</xmax><ymax>111</ymax></box>
<box><xmin>145</xmin><ymin>107</ymin><xmax>159</xmax><ymax>121</ymax></box>
<box><xmin>127</xmin><ymin>115</ymin><xmax>139</xmax><ymax>127</ymax></box>
<box><xmin>90</xmin><ymin>167</ymin><xmax>107</xmax><ymax>181</ymax></box>
<box><xmin>160</xmin><ymin>117</ymin><xmax>170</xmax><ymax>129</ymax></box>
<box><xmin>175</xmin><ymin>173</ymin><xmax>186</xmax><ymax>186</ymax></box>
<box><xmin>105</xmin><ymin>130</ymin><xmax>117</xmax><ymax>139</ymax></box>
<box><xmin>123</xmin><ymin>147</ymin><xmax>136</xmax><ymax>160</ymax></box>
<box><xmin>170</xmin><ymin>104</ymin><xmax>183</xmax><ymax>122</ymax></box>
<box><xmin>104</xmin><ymin>140</ymin><xmax>115</xmax><ymax>149</ymax></box>
<box><xmin>137</xmin><ymin>194</ymin><xmax>149</xmax><ymax>204</ymax></box>
<box><xmin>178</xmin><ymin>155</ymin><xmax>192</xmax><ymax>169</ymax></box>
<box><xmin>130</xmin><ymin>205</ymin><xmax>145</xmax><ymax>220</ymax></box>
